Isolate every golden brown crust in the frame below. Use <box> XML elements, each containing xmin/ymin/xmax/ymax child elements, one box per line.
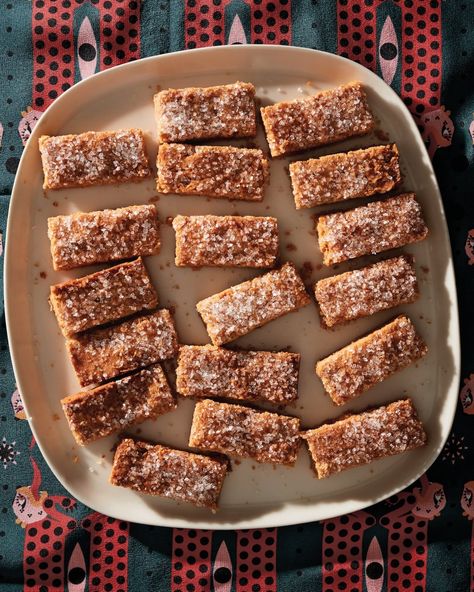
<box><xmin>66</xmin><ymin>309</ymin><xmax>178</xmax><ymax>387</ymax></box>
<box><xmin>316</xmin><ymin>316</ymin><xmax>428</xmax><ymax>405</ymax></box>
<box><xmin>290</xmin><ymin>144</ymin><xmax>401</xmax><ymax>209</ymax></box>
<box><xmin>260</xmin><ymin>81</ymin><xmax>375</xmax><ymax>157</ymax></box>
<box><xmin>172</xmin><ymin>215</ymin><xmax>278</xmax><ymax>268</ymax></box>
<box><xmin>176</xmin><ymin>345</ymin><xmax>300</xmax><ymax>404</ymax></box>
<box><xmin>303</xmin><ymin>399</ymin><xmax>427</xmax><ymax>478</ymax></box>
<box><xmin>48</xmin><ymin>205</ymin><xmax>160</xmax><ymax>271</ymax></box>
<box><xmin>110</xmin><ymin>438</ymin><xmax>228</xmax><ymax>510</ymax></box>
<box><xmin>314</xmin><ymin>255</ymin><xmax>419</xmax><ymax>328</ymax></box>
<box><xmin>39</xmin><ymin>129</ymin><xmax>151</xmax><ymax>190</ymax></box>
<box><xmin>316</xmin><ymin>193</ymin><xmax>428</xmax><ymax>266</ymax></box>
<box><xmin>196</xmin><ymin>262</ymin><xmax>310</xmax><ymax>345</ymax></box>
<box><xmin>189</xmin><ymin>399</ymin><xmax>301</xmax><ymax>465</ymax></box>
<box><xmin>61</xmin><ymin>365</ymin><xmax>175</xmax><ymax>445</ymax></box>
<box><xmin>49</xmin><ymin>258</ymin><xmax>158</xmax><ymax>337</ymax></box>
<box><xmin>157</xmin><ymin>144</ymin><xmax>269</xmax><ymax>201</ymax></box>
<box><xmin>154</xmin><ymin>82</ymin><xmax>256</xmax><ymax>143</ymax></box>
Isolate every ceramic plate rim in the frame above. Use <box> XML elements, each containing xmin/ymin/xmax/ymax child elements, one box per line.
<box><xmin>4</xmin><ymin>45</ymin><xmax>461</xmax><ymax>528</ymax></box>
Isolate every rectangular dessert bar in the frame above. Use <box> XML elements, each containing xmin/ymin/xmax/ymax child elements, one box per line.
<box><xmin>66</xmin><ymin>309</ymin><xmax>178</xmax><ymax>387</ymax></box>
<box><xmin>189</xmin><ymin>399</ymin><xmax>301</xmax><ymax>465</ymax></box>
<box><xmin>314</xmin><ymin>255</ymin><xmax>419</xmax><ymax>328</ymax></box>
<box><xmin>172</xmin><ymin>215</ymin><xmax>278</xmax><ymax>268</ymax></box>
<box><xmin>317</xmin><ymin>193</ymin><xmax>428</xmax><ymax>266</ymax></box>
<box><xmin>39</xmin><ymin>129</ymin><xmax>151</xmax><ymax>190</ymax></box>
<box><xmin>260</xmin><ymin>81</ymin><xmax>375</xmax><ymax>157</ymax></box>
<box><xmin>316</xmin><ymin>316</ymin><xmax>428</xmax><ymax>406</ymax></box>
<box><xmin>177</xmin><ymin>345</ymin><xmax>300</xmax><ymax>405</ymax></box>
<box><xmin>50</xmin><ymin>258</ymin><xmax>158</xmax><ymax>337</ymax></box>
<box><xmin>154</xmin><ymin>81</ymin><xmax>256</xmax><ymax>143</ymax></box>
<box><xmin>196</xmin><ymin>262</ymin><xmax>310</xmax><ymax>345</ymax></box>
<box><xmin>61</xmin><ymin>365</ymin><xmax>175</xmax><ymax>446</ymax></box>
<box><xmin>48</xmin><ymin>204</ymin><xmax>160</xmax><ymax>271</ymax></box>
<box><xmin>110</xmin><ymin>438</ymin><xmax>228</xmax><ymax>510</ymax></box>
<box><xmin>290</xmin><ymin>144</ymin><xmax>401</xmax><ymax>209</ymax></box>
<box><xmin>303</xmin><ymin>399</ymin><xmax>427</xmax><ymax>478</ymax></box>
<box><xmin>157</xmin><ymin>144</ymin><xmax>269</xmax><ymax>202</ymax></box>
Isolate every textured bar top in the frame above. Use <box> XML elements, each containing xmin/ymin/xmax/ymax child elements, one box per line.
<box><xmin>172</xmin><ymin>215</ymin><xmax>278</xmax><ymax>268</ymax></box>
<box><xmin>196</xmin><ymin>262</ymin><xmax>310</xmax><ymax>345</ymax></box>
<box><xmin>48</xmin><ymin>204</ymin><xmax>160</xmax><ymax>271</ymax></box>
<box><xmin>303</xmin><ymin>399</ymin><xmax>427</xmax><ymax>478</ymax></box>
<box><xmin>155</xmin><ymin>81</ymin><xmax>256</xmax><ymax>142</ymax></box>
<box><xmin>189</xmin><ymin>399</ymin><xmax>301</xmax><ymax>465</ymax></box>
<box><xmin>316</xmin><ymin>316</ymin><xmax>427</xmax><ymax>405</ymax></box>
<box><xmin>290</xmin><ymin>144</ymin><xmax>401</xmax><ymax>209</ymax></box>
<box><xmin>314</xmin><ymin>255</ymin><xmax>419</xmax><ymax>328</ymax></box>
<box><xmin>157</xmin><ymin>143</ymin><xmax>269</xmax><ymax>201</ymax></box>
<box><xmin>39</xmin><ymin>129</ymin><xmax>151</xmax><ymax>189</ymax></box>
<box><xmin>66</xmin><ymin>309</ymin><xmax>178</xmax><ymax>387</ymax></box>
<box><xmin>110</xmin><ymin>438</ymin><xmax>229</xmax><ymax>510</ymax></box>
<box><xmin>49</xmin><ymin>258</ymin><xmax>158</xmax><ymax>336</ymax></box>
<box><xmin>317</xmin><ymin>193</ymin><xmax>428</xmax><ymax>265</ymax></box>
<box><xmin>61</xmin><ymin>365</ymin><xmax>175</xmax><ymax>445</ymax></box>
<box><xmin>261</xmin><ymin>81</ymin><xmax>375</xmax><ymax>157</ymax></box>
<box><xmin>177</xmin><ymin>345</ymin><xmax>300</xmax><ymax>404</ymax></box>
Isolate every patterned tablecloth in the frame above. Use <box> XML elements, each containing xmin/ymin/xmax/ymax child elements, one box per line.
<box><xmin>1</xmin><ymin>1</ymin><xmax>473</xmax><ymax>591</ymax></box>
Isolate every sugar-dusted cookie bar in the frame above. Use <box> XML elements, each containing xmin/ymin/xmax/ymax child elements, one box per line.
<box><xmin>155</xmin><ymin>81</ymin><xmax>256</xmax><ymax>143</ymax></box>
<box><xmin>317</xmin><ymin>193</ymin><xmax>428</xmax><ymax>266</ymax></box>
<box><xmin>157</xmin><ymin>144</ymin><xmax>269</xmax><ymax>202</ymax></box>
<box><xmin>172</xmin><ymin>215</ymin><xmax>278</xmax><ymax>268</ymax></box>
<box><xmin>110</xmin><ymin>438</ymin><xmax>228</xmax><ymax>510</ymax></box>
<box><xmin>48</xmin><ymin>205</ymin><xmax>160</xmax><ymax>271</ymax></box>
<box><xmin>49</xmin><ymin>258</ymin><xmax>158</xmax><ymax>337</ymax></box>
<box><xmin>314</xmin><ymin>255</ymin><xmax>419</xmax><ymax>328</ymax></box>
<box><xmin>177</xmin><ymin>345</ymin><xmax>300</xmax><ymax>405</ymax></box>
<box><xmin>61</xmin><ymin>365</ymin><xmax>175</xmax><ymax>446</ymax></box>
<box><xmin>303</xmin><ymin>399</ymin><xmax>427</xmax><ymax>478</ymax></box>
<box><xmin>39</xmin><ymin>129</ymin><xmax>151</xmax><ymax>190</ymax></box>
<box><xmin>260</xmin><ymin>81</ymin><xmax>375</xmax><ymax>157</ymax></box>
<box><xmin>196</xmin><ymin>262</ymin><xmax>310</xmax><ymax>345</ymax></box>
<box><xmin>316</xmin><ymin>316</ymin><xmax>427</xmax><ymax>406</ymax></box>
<box><xmin>67</xmin><ymin>309</ymin><xmax>178</xmax><ymax>387</ymax></box>
<box><xmin>189</xmin><ymin>399</ymin><xmax>301</xmax><ymax>465</ymax></box>
<box><xmin>290</xmin><ymin>144</ymin><xmax>401</xmax><ymax>209</ymax></box>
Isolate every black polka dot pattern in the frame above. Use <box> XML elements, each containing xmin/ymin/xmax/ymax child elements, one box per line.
<box><xmin>237</xmin><ymin>529</ymin><xmax>276</xmax><ymax>592</ymax></box>
<box><xmin>337</xmin><ymin>0</ymin><xmax>375</xmax><ymax>69</ymax></box>
<box><xmin>185</xmin><ymin>0</ymin><xmax>291</xmax><ymax>49</ymax></box>
<box><xmin>81</xmin><ymin>512</ymin><xmax>129</xmax><ymax>592</ymax></box>
<box><xmin>322</xmin><ymin>512</ymin><xmax>374</xmax><ymax>590</ymax></box>
<box><xmin>20</xmin><ymin>495</ymin><xmax>78</xmax><ymax>589</ymax></box>
<box><xmin>172</xmin><ymin>529</ymin><xmax>212</xmax><ymax>590</ymax></box>
<box><xmin>400</xmin><ymin>0</ymin><xmax>441</xmax><ymax>114</ymax></box>
<box><xmin>250</xmin><ymin>2</ymin><xmax>291</xmax><ymax>45</ymax></box>
<box><xmin>32</xmin><ymin>0</ymin><xmax>140</xmax><ymax>109</ymax></box>
<box><xmin>185</xmin><ymin>0</ymin><xmax>224</xmax><ymax>48</ymax></box>
<box><xmin>32</xmin><ymin>2</ymin><xmax>74</xmax><ymax>110</ymax></box>
<box><xmin>337</xmin><ymin>0</ymin><xmax>441</xmax><ymax>116</ymax></box>
<box><xmin>377</xmin><ymin>479</ymin><xmax>442</xmax><ymax>591</ymax></box>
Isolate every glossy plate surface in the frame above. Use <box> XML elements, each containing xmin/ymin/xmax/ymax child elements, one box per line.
<box><xmin>5</xmin><ymin>46</ymin><xmax>460</xmax><ymax>528</ymax></box>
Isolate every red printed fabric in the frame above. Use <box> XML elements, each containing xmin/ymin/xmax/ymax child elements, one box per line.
<box><xmin>32</xmin><ymin>0</ymin><xmax>140</xmax><ymax>111</ymax></box>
